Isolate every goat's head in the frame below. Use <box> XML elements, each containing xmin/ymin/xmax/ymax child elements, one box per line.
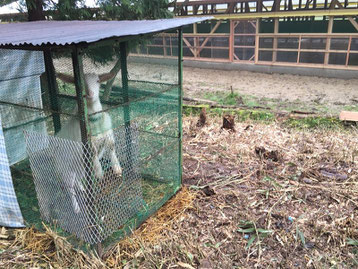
<box><xmin>57</xmin><ymin>72</ymin><xmax>115</xmax><ymax>101</ymax></box>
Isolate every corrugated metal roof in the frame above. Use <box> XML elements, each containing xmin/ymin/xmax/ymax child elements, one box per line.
<box><xmin>0</xmin><ymin>17</ymin><xmax>212</xmax><ymax>48</ymax></box>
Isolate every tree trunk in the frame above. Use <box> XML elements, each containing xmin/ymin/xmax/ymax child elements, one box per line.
<box><xmin>26</xmin><ymin>0</ymin><xmax>45</xmax><ymax>21</ymax></box>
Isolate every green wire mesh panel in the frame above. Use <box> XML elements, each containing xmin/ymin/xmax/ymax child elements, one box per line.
<box><xmin>5</xmin><ymin>33</ymin><xmax>183</xmax><ymax>245</ymax></box>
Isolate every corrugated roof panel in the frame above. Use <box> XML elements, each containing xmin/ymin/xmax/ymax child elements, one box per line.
<box><xmin>0</xmin><ymin>17</ymin><xmax>212</xmax><ymax>48</ymax></box>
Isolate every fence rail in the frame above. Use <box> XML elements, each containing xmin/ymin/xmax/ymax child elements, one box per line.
<box><xmin>132</xmin><ymin>23</ymin><xmax>358</xmax><ymax>70</ymax></box>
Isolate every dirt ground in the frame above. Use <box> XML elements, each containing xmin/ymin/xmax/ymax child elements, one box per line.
<box><xmin>1</xmin><ymin>115</ymin><xmax>358</xmax><ymax>268</ymax></box>
<box><xmin>183</xmin><ymin>66</ymin><xmax>358</xmax><ymax>104</ymax></box>
<box><xmin>126</xmin><ymin>62</ymin><xmax>358</xmax><ymax>115</ymax></box>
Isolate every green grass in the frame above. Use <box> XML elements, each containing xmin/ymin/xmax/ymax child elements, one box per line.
<box><xmin>283</xmin><ymin>116</ymin><xmax>345</xmax><ymax>129</ymax></box>
<box><xmin>183</xmin><ymin>104</ymin><xmax>275</xmax><ymax>122</ymax></box>
<box><xmin>203</xmin><ymin>91</ymin><xmax>243</xmax><ymax>106</ymax></box>
<box><xmin>183</xmin><ymin>104</ymin><xmax>358</xmax><ymax>130</ymax></box>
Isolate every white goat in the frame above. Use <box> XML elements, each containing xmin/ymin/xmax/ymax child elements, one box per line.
<box><xmin>55</xmin><ymin>72</ymin><xmax>122</xmax><ymax>213</ymax></box>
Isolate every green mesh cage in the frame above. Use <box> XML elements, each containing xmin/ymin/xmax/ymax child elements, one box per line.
<box><xmin>0</xmin><ymin>31</ymin><xmax>183</xmax><ymax>247</ymax></box>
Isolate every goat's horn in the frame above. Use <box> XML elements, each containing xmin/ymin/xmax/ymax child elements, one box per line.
<box><xmin>56</xmin><ymin>73</ymin><xmax>75</xmax><ymax>84</ymax></box>
<box><xmin>99</xmin><ymin>72</ymin><xmax>116</xmax><ymax>83</ymax></box>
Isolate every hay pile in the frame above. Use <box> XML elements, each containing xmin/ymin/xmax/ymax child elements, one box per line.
<box><xmin>0</xmin><ymin>187</ymin><xmax>195</xmax><ymax>268</ymax></box>
<box><xmin>0</xmin><ymin>224</ymin><xmax>105</xmax><ymax>268</ymax></box>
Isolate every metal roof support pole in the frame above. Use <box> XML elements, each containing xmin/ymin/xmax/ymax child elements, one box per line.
<box><xmin>43</xmin><ymin>49</ymin><xmax>61</xmax><ymax>133</ymax></box>
<box><xmin>120</xmin><ymin>41</ymin><xmax>134</xmax><ymax>177</ymax></box>
<box><xmin>178</xmin><ymin>28</ymin><xmax>183</xmax><ymax>188</ymax></box>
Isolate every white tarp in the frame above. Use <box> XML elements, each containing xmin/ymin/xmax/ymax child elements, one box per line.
<box><xmin>0</xmin><ymin>49</ymin><xmax>45</xmax><ymax>227</ymax></box>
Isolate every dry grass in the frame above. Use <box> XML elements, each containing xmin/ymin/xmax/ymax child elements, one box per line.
<box><xmin>1</xmin><ymin>115</ymin><xmax>358</xmax><ymax>268</ymax></box>
<box><xmin>180</xmin><ymin>115</ymin><xmax>358</xmax><ymax>268</ymax></box>
<box><xmin>104</xmin><ymin>186</ymin><xmax>196</xmax><ymax>267</ymax></box>
<box><xmin>0</xmin><ymin>186</ymin><xmax>195</xmax><ymax>268</ymax></box>
<box><xmin>0</xmin><ymin>224</ymin><xmax>105</xmax><ymax>268</ymax></box>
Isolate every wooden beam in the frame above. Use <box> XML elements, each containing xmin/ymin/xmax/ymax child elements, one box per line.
<box><xmin>272</xmin><ymin>18</ymin><xmax>279</xmax><ymax>62</ymax></box>
<box><xmin>324</xmin><ymin>16</ymin><xmax>334</xmax><ymax>65</ymax></box>
<box><xmin>329</xmin><ymin>0</ymin><xmax>358</xmax><ymax>31</ymax></box>
<box><xmin>193</xmin><ymin>23</ymin><xmax>198</xmax><ymax>58</ymax></box>
<box><xmin>257</xmin><ymin>0</ymin><xmax>263</xmax><ymax>12</ymax></box>
<box><xmin>340</xmin><ymin>111</ymin><xmax>358</xmax><ymax>121</ymax></box>
<box><xmin>229</xmin><ymin>20</ymin><xmax>234</xmax><ymax>62</ymax></box>
<box><xmin>183</xmin><ymin>37</ymin><xmax>196</xmax><ymax>57</ymax></box>
<box><xmin>348</xmin><ymin>17</ymin><xmax>358</xmax><ymax>31</ymax></box>
<box><xmin>346</xmin><ymin>36</ymin><xmax>352</xmax><ymax>66</ymax></box>
<box><xmin>255</xmin><ymin>18</ymin><xmax>260</xmax><ymax>63</ymax></box>
<box><xmin>297</xmin><ymin>35</ymin><xmax>302</xmax><ymax>63</ymax></box>
<box><xmin>197</xmin><ymin>21</ymin><xmax>222</xmax><ymax>54</ymax></box>
<box><xmin>178</xmin><ymin>8</ymin><xmax>358</xmax><ymax>20</ymax></box>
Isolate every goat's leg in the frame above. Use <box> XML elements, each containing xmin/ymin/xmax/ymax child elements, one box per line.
<box><xmin>107</xmin><ymin>136</ymin><xmax>122</xmax><ymax>176</ymax></box>
<box><xmin>92</xmin><ymin>155</ymin><xmax>104</xmax><ymax>179</ymax></box>
<box><xmin>68</xmin><ymin>172</ymin><xmax>81</xmax><ymax>214</ymax></box>
<box><xmin>91</xmin><ymin>144</ymin><xmax>104</xmax><ymax>179</ymax></box>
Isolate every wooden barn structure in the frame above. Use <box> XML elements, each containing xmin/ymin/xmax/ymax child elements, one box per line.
<box><xmin>133</xmin><ymin>0</ymin><xmax>358</xmax><ymax>70</ymax></box>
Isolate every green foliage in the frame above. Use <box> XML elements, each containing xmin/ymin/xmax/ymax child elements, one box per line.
<box><xmin>52</xmin><ymin>0</ymin><xmax>95</xmax><ymax>20</ymax></box>
<box><xmin>347</xmin><ymin>238</ymin><xmax>358</xmax><ymax>246</ymax></box>
<box><xmin>98</xmin><ymin>0</ymin><xmax>172</xmax><ymax>20</ymax></box>
<box><xmin>296</xmin><ymin>226</ymin><xmax>305</xmax><ymax>247</ymax></box>
<box><xmin>237</xmin><ymin>220</ymin><xmax>272</xmax><ymax>249</ymax></box>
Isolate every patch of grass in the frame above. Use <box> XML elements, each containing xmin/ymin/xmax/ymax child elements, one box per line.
<box><xmin>283</xmin><ymin>116</ymin><xmax>345</xmax><ymax>129</ymax></box>
<box><xmin>203</xmin><ymin>91</ymin><xmax>242</xmax><ymax>106</ymax></box>
<box><xmin>183</xmin><ymin>105</ymin><xmax>275</xmax><ymax>123</ymax></box>
<box><xmin>237</xmin><ymin>220</ymin><xmax>272</xmax><ymax>250</ymax></box>
<box><xmin>183</xmin><ymin>104</ymin><xmax>356</xmax><ymax>130</ymax></box>
<box><xmin>342</xmin><ymin>105</ymin><xmax>358</xmax><ymax>112</ymax></box>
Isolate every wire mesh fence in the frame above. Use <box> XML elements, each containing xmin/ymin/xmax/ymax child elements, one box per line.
<box><xmin>0</xmin><ymin>33</ymin><xmax>182</xmax><ymax>245</ymax></box>
<box><xmin>24</xmin><ymin>123</ymin><xmax>143</xmax><ymax>244</ymax></box>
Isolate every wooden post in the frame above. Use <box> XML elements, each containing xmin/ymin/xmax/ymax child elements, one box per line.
<box><xmin>273</xmin><ymin>18</ymin><xmax>279</xmax><ymax>62</ymax></box>
<box><xmin>163</xmin><ymin>36</ymin><xmax>167</xmax><ymax>56</ymax></box>
<box><xmin>346</xmin><ymin>35</ymin><xmax>352</xmax><ymax>66</ymax></box>
<box><xmin>297</xmin><ymin>35</ymin><xmax>302</xmax><ymax>64</ymax></box>
<box><xmin>193</xmin><ymin>23</ymin><xmax>198</xmax><ymax>58</ymax></box>
<box><xmin>255</xmin><ymin>18</ymin><xmax>260</xmax><ymax>63</ymax></box>
<box><xmin>43</xmin><ymin>49</ymin><xmax>61</xmax><ymax>134</ymax></box>
<box><xmin>324</xmin><ymin>16</ymin><xmax>334</xmax><ymax>65</ymax></box>
<box><xmin>229</xmin><ymin>20</ymin><xmax>234</xmax><ymax>62</ymax></box>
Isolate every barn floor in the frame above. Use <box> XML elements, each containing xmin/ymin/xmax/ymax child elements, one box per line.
<box><xmin>1</xmin><ymin>114</ymin><xmax>358</xmax><ymax>268</ymax></box>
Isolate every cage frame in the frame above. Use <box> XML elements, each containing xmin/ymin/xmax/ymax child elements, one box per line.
<box><xmin>0</xmin><ymin>18</ymin><xmax>211</xmax><ymax>250</ymax></box>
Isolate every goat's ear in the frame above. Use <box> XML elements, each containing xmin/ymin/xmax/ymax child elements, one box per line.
<box><xmin>56</xmin><ymin>73</ymin><xmax>75</xmax><ymax>84</ymax></box>
<box><xmin>99</xmin><ymin>72</ymin><xmax>116</xmax><ymax>83</ymax></box>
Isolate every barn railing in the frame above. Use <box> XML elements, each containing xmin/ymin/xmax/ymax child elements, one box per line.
<box><xmin>132</xmin><ymin>31</ymin><xmax>358</xmax><ymax>70</ymax></box>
